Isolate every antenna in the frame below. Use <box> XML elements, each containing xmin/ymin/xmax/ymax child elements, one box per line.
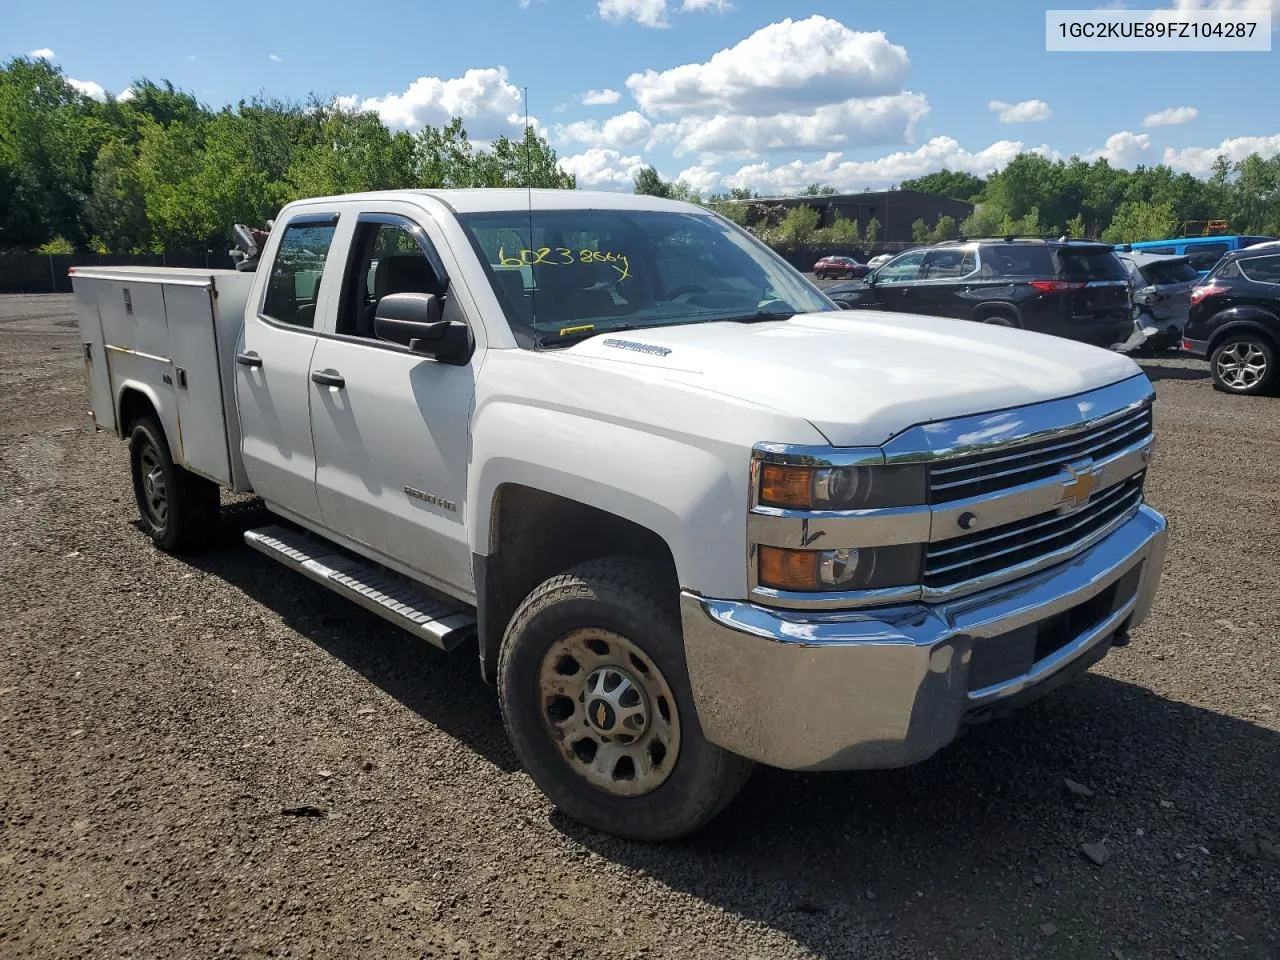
<box><xmin>523</xmin><ymin>85</ymin><xmax>538</xmax><ymax>332</ymax></box>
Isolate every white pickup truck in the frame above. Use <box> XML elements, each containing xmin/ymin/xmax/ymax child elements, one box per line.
<box><xmin>72</xmin><ymin>189</ymin><xmax>1168</xmax><ymax>840</ymax></box>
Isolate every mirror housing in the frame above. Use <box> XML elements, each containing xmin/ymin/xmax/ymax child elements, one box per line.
<box><xmin>374</xmin><ymin>293</ymin><xmax>473</xmax><ymax>365</ymax></box>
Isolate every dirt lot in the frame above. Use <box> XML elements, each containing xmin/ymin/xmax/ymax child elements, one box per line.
<box><xmin>1</xmin><ymin>293</ymin><xmax>1277</xmax><ymax>960</ymax></box>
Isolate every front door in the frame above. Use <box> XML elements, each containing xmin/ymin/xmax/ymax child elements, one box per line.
<box><xmin>870</xmin><ymin>249</ymin><xmax>927</xmax><ymax>313</ymax></box>
<box><xmin>308</xmin><ymin>212</ymin><xmax>477</xmax><ymax>595</ymax></box>
<box><xmin>235</xmin><ymin>213</ymin><xmax>340</xmax><ymax>524</ymax></box>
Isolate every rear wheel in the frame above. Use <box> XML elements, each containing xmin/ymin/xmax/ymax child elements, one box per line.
<box><xmin>128</xmin><ymin>415</ymin><xmax>220</xmax><ymax>551</ymax></box>
<box><xmin>978</xmin><ymin>311</ymin><xmax>1019</xmax><ymax>328</ymax></box>
<box><xmin>498</xmin><ymin>556</ymin><xmax>753</xmax><ymax>841</ymax></box>
<box><xmin>1210</xmin><ymin>334</ymin><xmax>1276</xmax><ymax>395</ymax></box>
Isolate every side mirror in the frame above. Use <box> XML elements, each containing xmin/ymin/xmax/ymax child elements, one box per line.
<box><xmin>374</xmin><ymin>292</ymin><xmax>473</xmax><ymax>366</ymax></box>
<box><xmin>864</xmin><ymin>272</ymin><xmax>878</xmax><ymax>285</ymax></box>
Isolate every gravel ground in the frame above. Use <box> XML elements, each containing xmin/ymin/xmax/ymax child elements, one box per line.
<box><xmin>1</xmin><ymin>293</ymin><xmax>1277</xmax><ymax>960</ymax></box>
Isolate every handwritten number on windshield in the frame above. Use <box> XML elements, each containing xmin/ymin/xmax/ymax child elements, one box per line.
<box><xmin>498</xmin><ymin>246</ymin><xmax>631</xmax><ymax>281</ymax></box>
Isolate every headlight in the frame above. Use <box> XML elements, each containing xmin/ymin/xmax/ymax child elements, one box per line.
<box><xmin>758</xmin><ymin>544</ymin><xmax>923</xmax><ymax>592</ymax></box>
<box><xmin>759</xmin><ymin>462</ymin><xmax>927</xmax><ymax>510</ymax></box>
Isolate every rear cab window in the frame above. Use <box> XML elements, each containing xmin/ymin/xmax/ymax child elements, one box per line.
<box><xmin>262</xmin><ymin>216</ymin><xmax>339</xmax><ymax>328</ymax></box>
<box><xmin>1185</xmin><ymin>243</ymin><xmax>1230</xmax><ymax>273</ymax></box>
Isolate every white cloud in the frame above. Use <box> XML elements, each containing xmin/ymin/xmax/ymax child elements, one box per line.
<box><xmin>67</xmin><ymin>78</ymin><xmax>107</xmax><ymax>101</ymax></box>
<box><xmin>269</xmin><ymin>53</ymin><xmax>283</xmax><ymax>63</ymax></box>
<box><xmin>1168</xmin><ymin>0</ymin><xmax>1280</xmax><ymax>16</ymax></box>
<box><xmin>621</xmin><ymin>16</ymin><xmax>926</xmax><ymax>160</ymax></box>
<box><xmin>581</xmin><ymin>88</ymin><xmax>621</xmax><ymax>106</ymax></box>
<box><xmin>28</xmin><ymin>48</ymin><xmax>55</xmax><ymax>60</ymax></box>
<box><xmin>677</xmin><ymin>136</ymin><xmax>1039</xmax><ymax>195</ymax></box>
<box><xmin>598</xmin><ymin>0</ymin><xmax>670</xmax><ymax>27</ymax></box>
<box><xmin>343</xmin><ymin>66</ymin><xmax>537</xmax><ymax>138</ymax></box>
<box><xmin>1082</xmin><ymin>130</ymin><xmax>1151</xmax><ymax>167</ymax></box>
<box><xmin>1143</xmin><ymin>105</ymin><xmax>1197</xmax><ymax>127</ymax></box>
<box><xmin>653</xmin><ymin>93</ymin><xmax>929</xmax><ymax>157</ymax></box>
<box><xmin>117</xmin><ymin>86</ymin><xmax>137</xmax><ymax>102</ymax></box>
<box><xmin>559</xmin><ymin>148</ymin><xmax>648</xmax><ymax>187</ymax></box>
<box><xmin>1164</xmin><ymin>134</ymin><xmax>1280</xmax><ymax>176</ymax></box>
<box><xmin>185</xmin><ymin>55</ymin><xmax>199</xmax><ymax>63</ymax></box>
<box><xmin>596</xmin><ymin>0</ymin><xmax>728</xmax><ymax>27</ymax></box>
<box><xmin>988</xmin><ymin>99</ymin><xmax>1053</xmax><ymax>123</ymax></box>
<box><xmin>628</xmin><ymin>16</ymin><xmax>909</xmax><ymax>116</ymax></box>
<box><xmin>557</xmin><ymin>111</ymin><xmax>653</xmax><ymax>149</ymax></box>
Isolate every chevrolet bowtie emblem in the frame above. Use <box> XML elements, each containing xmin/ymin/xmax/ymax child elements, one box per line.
<box><xmin>595</xmin><ymin>702</ymin><xmax>607</xmax><ymax>727</ymax></box>
<box><xmin>1059</xmin><ymin>461</ymin><xmax>1098</xmax><ymax>510</ymax></box>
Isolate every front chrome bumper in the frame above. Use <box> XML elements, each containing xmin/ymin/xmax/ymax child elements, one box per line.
<box><xmin>680</xmin><ymin>504</ymin><xmax>1168</xmax><ymax>771</ymax></box>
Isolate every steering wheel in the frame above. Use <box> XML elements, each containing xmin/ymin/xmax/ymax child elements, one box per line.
<box><xmin>667</xmin><ymin>284</ymin><xmax>709</xmax><ymax>298</ymax></box>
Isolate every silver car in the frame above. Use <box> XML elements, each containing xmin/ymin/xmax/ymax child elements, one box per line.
<box><xmin>1114</xmin><ymin>251</ymin><xmax>1199</xmax><ymax>353</ymax></box>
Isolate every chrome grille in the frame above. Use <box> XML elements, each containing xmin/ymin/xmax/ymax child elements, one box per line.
<box><xmin>924</xmin><ymin>474</ymin><xmax>1145</xmax><ymax>590</ymax></box>
<box><xmin>928</xmin><ymin>405</ymin><xmax>1153</xmax><ymax>504</ymax></box>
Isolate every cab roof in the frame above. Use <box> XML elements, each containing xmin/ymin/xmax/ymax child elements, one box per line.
<box><xmin>283</xmin><ymin>189</ymin><xmax>704</xmax><ymax>216</ymax></box>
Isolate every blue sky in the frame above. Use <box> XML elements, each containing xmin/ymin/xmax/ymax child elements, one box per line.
<box><xmin>10</xmin><ymin>0</ymin><xmax>1280</xmax><ymax>193</ymax></box>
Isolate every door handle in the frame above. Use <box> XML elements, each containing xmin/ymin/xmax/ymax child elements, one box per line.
<box><xmin>236</xmin><ymin>351</ymin><xmax>263</xmax><ymax>368</ymax></box>
<box><xmin>311</xmin><ymin>369</ymin><xmax>345</xmax><ymax>389</ymax></box>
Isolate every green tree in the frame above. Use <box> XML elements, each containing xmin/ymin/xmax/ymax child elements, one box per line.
<box><xmin>911</xmin><ymin>218</ymin><xmax>930</xmax><ymax>242</ymax></box>
<box><xmin>87</xmin><ymin>139</ymin><xmax>150</xmax><ymax>251</ymax></box>
<box><xmin>36</xmin><ymin>236</ymin><xmax>75</xmax><ymax>254</ymax></box>
<box><xmin>801</xmin><ymin>183</ymin><xmax>837</xmax><ymax>196</ymax></box>
<box><xmin>928</xmin><ymin>215</ymin><xmax>959</xmax><ymax>242</ymax></box>
<box><xmin>863</xmin><ymin>216</ymin><xmax>882</xmax><ymax>244</ymax></box>
<box><xmin>899</xmin><ymin>170</ymin><xmax>986</xmax><ymax>201</ymax></box>
<box><xmin>1101</xmin><ymin>201</ymin><xmax>1176</xmax><ymax>244</ymax></box>
<box><xmin>634</xmin><ymin>165</ymin><xmax>671</xmax><ymax>198</ymax></box>
<box><xmin>778</xmin><ymin>205</ymin><xmax>820</xmax><ymax>243</ymax></box>
<box><xmin>1066</xmin><ymin>213</ymin><xmax>1086</xmax><ymax>239</ymax></box>
<box><xmin>816</xmin><ymin>212</ymin><xmax>860</xmax><ymax>245</ymax></box>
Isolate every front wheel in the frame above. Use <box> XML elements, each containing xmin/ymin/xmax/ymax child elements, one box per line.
<box><xmin>498</xmin><ymin>557</ymin><xmax>753</xmax><ymax>841</ymax></box>
<box><xmin>1210</xmin><ymin>335</ymin><xmax>1276</xmax><ymax>395</ymax></box>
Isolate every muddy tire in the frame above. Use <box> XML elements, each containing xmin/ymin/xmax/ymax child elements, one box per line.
<box><xmin>128</xmin><ymin>415</ymin><xmax>220</xmax><ymax>552</ymax></box>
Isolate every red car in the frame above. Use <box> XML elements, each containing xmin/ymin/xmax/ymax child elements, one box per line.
<box><xmin>813</xmin><ymin>255</ymin><xmax>869</xmax><ymax>280</ymax></box>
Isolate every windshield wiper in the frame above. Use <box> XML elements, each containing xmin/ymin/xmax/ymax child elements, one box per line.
<box><xmin>717</xmin><ymin>309</ymin><xmax>796</xmax><ymax>324</ymax></box>
<box><xmin>535</xmin><ymin>324</ymin><xmax>639</xmax><ymax>349</ymax></box>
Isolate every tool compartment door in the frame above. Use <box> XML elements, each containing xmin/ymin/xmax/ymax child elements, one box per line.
<box><xmin>73</xmin><ymin>281</ymin><xmax>116</xmax><ymax>433</ymax></box>
<box><xmin>162</xmin><ymin>280</ymin><xmax>233</xmax><ymax>486</ymax></box>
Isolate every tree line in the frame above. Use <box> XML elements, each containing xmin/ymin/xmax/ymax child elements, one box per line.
<box><xmin>635</xmin><ymin>151</ymin><xmax>1280</xmax><ymax>247</ymax></box>
<box><xmin>5</xmin><ymin>54</ymin><xmax>1279</xmax><ymax>255</ymax></box>
<box><xmin>0</xmin><ymin>57</ymin><xmax>574</xmax><ymax>254</ymax></box>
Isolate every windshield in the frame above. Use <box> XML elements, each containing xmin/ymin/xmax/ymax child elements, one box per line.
<box><xmin>457</xmin><ymin>209</ymin><xmax>834</xmax><ymax>347</ymax></box>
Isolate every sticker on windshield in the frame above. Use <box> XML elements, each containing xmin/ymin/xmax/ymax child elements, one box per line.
<box><xmin>498</xmin><ymin>246</ymin><xmax>632</xmax><ymax>281</ymax></box>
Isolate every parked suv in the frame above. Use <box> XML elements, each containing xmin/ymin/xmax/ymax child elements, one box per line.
<box><xmin>827</xmin><ymin>239</ymin><xmax>1134</xmax><ymax>348</ymax></box>
<box><xmin>1182</xmin><ymin>246</ymin><xmax>1280</xmax><ymax>395</ymax></box>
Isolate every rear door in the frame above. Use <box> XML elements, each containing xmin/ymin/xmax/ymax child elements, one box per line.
<box><xmin>918</xmin><ymin>248</ymin><xmax>978</xmax><ymax>319</ymax></box>
<box><xmin>235</xmin><ymin>212</ymin><xmax>340</xmax><ymax>523</ymax></box>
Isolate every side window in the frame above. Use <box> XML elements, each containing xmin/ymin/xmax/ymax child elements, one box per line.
<box><xmin>339</xmin><ymin>219</ymin><xmax>449</xmax><ymax>339</ymax></box>
<box><xmin>262</xmin><ymin>219</ymin><xmax>338</xmax><ymax>328</ymax></box>
<box><xmin>1186</xmin><ymin>243</ymin><xmax>1229</xmax><ymax>273</ymax></box>
<box><xmin>1144</xmin><ymin>246</ymin><xmax>1176</xmax><ymax>255</ymax></box>
<box><xmin>983</xmin><ymin>245</ymin><xmax>1054</xmax><ymax>276</ymax></box>
<box><xmin>1240</xmin><ymin>255</ymin><xmax>1280</xmax><ymax>284</ymax></box>
<box><xmin>876</xmin><ymin>250</ymin><xmax>927</xmax><ymax>283</ymax></box>
<box><xmin>923</xmin><ymin>249</ymin><xmax>975</xmax><ymax>279</ymax></box>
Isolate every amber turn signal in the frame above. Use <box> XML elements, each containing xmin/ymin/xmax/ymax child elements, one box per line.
<box><xmin>759</xmin><ymin>464</ymin><xmax>813</xmax><ymax>509</ymax></box>
<box><xmin>758</xmin><ymin>546</ymin><xmax>819</xmax><ymax>591</ymax></box>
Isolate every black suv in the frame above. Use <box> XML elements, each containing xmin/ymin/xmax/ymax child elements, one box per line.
<box><xmin>826</xmin><ymin>238</ymin><xmax>1133</xmax><ymax>348</ymax></box>
<box><xmin>1182</xmin><ymin>244</ymin><xmax>1280</xmax><ymax>395</ymax></box>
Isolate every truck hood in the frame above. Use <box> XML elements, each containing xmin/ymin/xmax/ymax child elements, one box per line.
<box><xmin>564</xmin><ymin>311</ymin><xmax>1143</xmax><ymax>447</ymax></box>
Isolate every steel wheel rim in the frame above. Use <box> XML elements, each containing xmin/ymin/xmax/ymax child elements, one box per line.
<box><xmin>1216</xmin><ymin>341</ymin><xmax>1268</xmax><ymax>390</ymax></box>
<box><xmin>138</xmin><ymin>443</ymin><xmax>168</xmax><ymax>527</ymax></box>
<box><xmin>537</xmin><ymin>628</ymin><xmax>681</xmax><ymax>798</ymax></box>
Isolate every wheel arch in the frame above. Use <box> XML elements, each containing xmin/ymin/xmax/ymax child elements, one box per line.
<box><xmin>1206</xmin><ymin>315</ymin><xmax>1280</xmax><ymax>355</ymax></box>
<box><xmin>473</xmin><ymin>483</ymin><xmax>679</xmax><ymax>684</ymax></box>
